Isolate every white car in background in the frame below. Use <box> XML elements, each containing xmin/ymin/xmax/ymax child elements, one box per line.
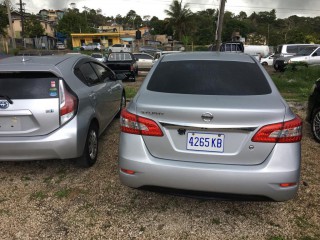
<box><xmin>108</xmin><ymin>44</ymin><xmax>131</xmax><ymax>53</ymax></box>
<box><xmin>133</xmin><ymin>53</ymin><xmax>154</xmax><ymax>70</ymax></box>
<box><xmin>260</xmin><ymin>54</ymin><xmax>274</xmax><ymax>66</ymax></box>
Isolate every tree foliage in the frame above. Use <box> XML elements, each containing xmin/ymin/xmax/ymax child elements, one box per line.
<box><xmin>164</xmin><ymin>0</ymin><xmax>193</xmax><ymax>41</ymax></box>
<box><xmin>48</xmin><ymin>5</ymin><xmax>320</xmax><ymax>47</ymax></box>
<box><xmin>24</xmin><ymin>14</ymin><xmax>45</xmax><ymax>37</ymax></box>
<box><xmin>0</xmin><ymin>2</ymin><xmax>8</xmax><ymax>36</ymax></box>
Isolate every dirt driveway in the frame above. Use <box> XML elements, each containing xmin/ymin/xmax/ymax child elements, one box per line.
<box><xmin>0</xmin><ymin>75</ymin><xmax>319</xmax><ymax>240</ymax></box>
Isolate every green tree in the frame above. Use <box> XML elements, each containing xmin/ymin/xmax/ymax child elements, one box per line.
<box><xmin>192</xmin><ymin>9</ymin><xmax>217</xmax><ymax>45</ymax></box>
<box><xmin>164</xmin><ymin>0</ymin><xmax>193</xmax><ymax>40</ymax></box>
<box><xmin>24</xmin><ymin>15</ymin><xmax>45</xmax><ymax>37</ymax></box>
<box><xmin>57</xmin><ymin>8</ymin><xmax>94</xmax><ymax>35</ymax></box>
<box><xmin>0</xmin><ymin>2</ymin><xmax>8</xmax><ymax>36</ymax></box>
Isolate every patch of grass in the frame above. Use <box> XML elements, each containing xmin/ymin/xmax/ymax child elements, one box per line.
<box><xmin>299</xmin><ymin>236</ymin><xmax>319</xmax><ymax>240</ymax></box>
<box><xmin>0</xmin><ymin>209</ymin><xmax>10</xmax><ymax>216</ymax></box>
<box><xmin>271</xmin><ymin>66</ymin><xmax>320</xmax><ymax>102</ymax></box>
<box><xmin>268</xmin><ymin>236</ymin><xmax>286</xmax><ymax>240</ymax></box>
<box><xmin>31</xmin><ymin>191</ymin><xmax>47</xmax><ymax>200</ymax></box>
<box><xmin>55</xmin><ymin>188</ymin><xmax>71</xmax><ymax>199</ymax></box>
<box><xmin>295</xmin><ymin>216</ymin><xmax>313</xmax><ymax>229</ymax></box>
<box><xmin>212</xmin><ymin>217</ymin><xmax>221</xmax><ymax>225</ymax></box>
<box><xmin>21</xmin><ymin>176</ymin><xmax>31</xmax><ymax>181</ymax></box>
<box><xmin>125</xmin><ymin>86</ymin><xmax>139</xmax><ymax>99</ymax></box>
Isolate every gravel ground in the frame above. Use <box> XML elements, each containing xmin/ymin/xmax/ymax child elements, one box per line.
<box><xmin>0</xmin><ymin>75</ymin><xmax>319</xmax><ymax>240</ymax></box>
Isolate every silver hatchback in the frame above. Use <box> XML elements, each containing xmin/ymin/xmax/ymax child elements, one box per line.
<box><xmin>119</xmin><ymin>52</ymin><xmax>302</xmax><ymax>201</ymax></box>
<box><xmin>0</xmin><ymin>54</ymin><xmax>125</xmax><ymax>167</ymax></box>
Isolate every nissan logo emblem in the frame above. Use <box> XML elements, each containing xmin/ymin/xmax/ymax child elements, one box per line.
<box><xmin>201</xmin><ymin>112</ymin><xmax>214</xmax><ymax>122</ymax></box>
<box><xmin>0</xmin><ymin>100</ymin><xmax>10</xmax><ymax>109</ymax></box>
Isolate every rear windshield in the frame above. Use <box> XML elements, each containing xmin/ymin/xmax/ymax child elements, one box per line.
<box><xmin>147</xmin><ymin>60</ymin><xmax>271</xmax><ymax>95</ymax></box>
<box><xmin>0</xmin><ymin>72</ymin><xmax>59</xmax><ymax>99</ymax></box>
<box><xmin>108</xmin><ymin>53</ymin><xmax>132</xmax><ymax>61</ymax></box>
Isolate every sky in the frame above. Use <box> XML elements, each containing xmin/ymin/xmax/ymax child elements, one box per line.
<box><xmin>16</xmin><ymin>0</ymin><xmax>320</xmax><ymax>20</ymax></box>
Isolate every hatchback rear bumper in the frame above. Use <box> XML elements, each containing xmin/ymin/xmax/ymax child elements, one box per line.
<box><xmin>119</xmin><ymin>134</ymin><xmax>301</xmax><ymax>202</ymax></box>
<box><xmin>0</xmin><ymin>118</ymin><xmax>82</xmax><ymax>161</ymax></box>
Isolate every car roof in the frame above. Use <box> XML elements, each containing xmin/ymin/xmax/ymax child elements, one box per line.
<box><xmin>0</xmin><ymin>54</ymin><xmax>89</xmax><ymax>74</ymax></box>
<box><xmin>161</xmin><ymin>52</ymin><xmax>256</xmax><ymax>63</ymax></box>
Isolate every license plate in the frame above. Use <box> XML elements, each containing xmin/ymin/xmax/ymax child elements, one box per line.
<box><xmin>187</xmin><ymin>132</ymin><xmax>225</xmax><ymax>153</ymax></box>
<box><xmin>0</xmin><ymin>117</ymin><xmax>21</xmax><ymax>131</ymax></box>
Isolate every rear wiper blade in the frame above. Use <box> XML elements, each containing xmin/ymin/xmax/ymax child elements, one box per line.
<box><xmin>0</xmin><ymin>95</ymin><xmax>13</xmax><ymax>104</ymax></box>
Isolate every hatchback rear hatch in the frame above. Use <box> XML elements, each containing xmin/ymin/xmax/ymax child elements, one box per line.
<box><xmin>0</xmin><ymin>71</ymin><xmax>61</xmax><ymax>137</ymax></box>
<box><xmin>135</xmin><ymin>58</ymin><xmax>287</xmax><ymax>165</ymax></box>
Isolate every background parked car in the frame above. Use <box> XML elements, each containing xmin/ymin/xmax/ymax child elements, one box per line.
<box><xmin>260</xmin><ymin>54</ymin><xmax>274</xmax><ymax>66</ymax></box>
<box><xmin>119</xmin><ymin>52</ymin><xmax>302</xmax><ymax>201</ymax></box>
<box><xmin>108</xmin><ymin>44</ymin><xmax>131</xmax><ymax>53</ymax></box>
<box><xmin>56</xmin><ymin>42</ymin><xmax>66</xmax><ymax>50</ymax></box>
<box><xmin>307</xmin><ymin>78</ymin><xmax>320</xmax><ymax>143</ymax></box>
<box><xmin>274</xmin><ymin>46</ymin><xmax>320</xmax><ymax>71</ymax></box>
<box><xmin>139</xmin><ymin>45</ymin><xmax>161</xmax><ymax>55</ymax></box>
<box><xmin>0</xmin><ymin>54</ymin><xmax>126</xmax><ymax>167</ymax></box>
<box><xmin>133</xmin><ymin>53</ymin><xmax>154</xmax><ymax>71</ymax></box>
<box><xmin>80</xmin><ymin>43</ymin><xmax>103</xmax><ymax>51</ymax></box>
<box><xmin>273</xmin><ymin>44</ymin><xmax>318</xmax><ymax>70</ymax></box>
<box><xmin>105</xmin><ymin>52</ymin><xmax>138</xmax><ymax>82</ymax></box>
<box><xmin>91</xmin><ymin>53</ymin><xmax>106</xmax><ymax>62</ymax></box>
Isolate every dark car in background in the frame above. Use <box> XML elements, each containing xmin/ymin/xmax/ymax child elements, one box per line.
<box><xmin>105</xmin><ymin>52</ymin><xmax>138</xmax><ymax>82</ymax></box>
<box><xmin>307</xmin><ymin>78</ymin><xmax>320</xmax><ymax>143</ymax></box>
<box><xmin>0</xmin><ymin>54</ymin><xmax>126</xmax><ymax>167</ymax></box>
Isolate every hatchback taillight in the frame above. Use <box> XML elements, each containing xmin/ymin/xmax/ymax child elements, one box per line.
<box><xmin>120</xmin><ymin>109</ymin><xmax>163</xmax><ymax>136</ymax></box>
<box><xmin>252</xmin><ymin>116</ymin><xmax>302</xmax><ymax>143</ymax></box>
<box><xmin>59</xmin><ymin>79</ymin><xmax>78</xmax><ymax>125</ymax></box>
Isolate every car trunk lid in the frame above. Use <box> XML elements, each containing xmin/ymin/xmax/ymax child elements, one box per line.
<box><xmin>136</xmin><ymin>92</ymin><xmax>286</xmax><ymax>165</ymax></box>
<box><xmin>0</xmin><ymin>72</ymin><xmax>61</xmax><ymax>137</ymax></box>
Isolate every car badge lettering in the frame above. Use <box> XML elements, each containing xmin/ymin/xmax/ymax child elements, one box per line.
<box><xmin>0</xmin><ymin>100</ymin><xmax>10</xmax><ymax>109</ymax></box>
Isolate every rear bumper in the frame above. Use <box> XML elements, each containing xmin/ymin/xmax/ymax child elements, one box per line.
<box><xmin>119</xmin><ymin>133</ymin><xmax>301</xmax><ymax>201</ymax></box>
<box><xmin>0</xmin><ymin>118</ymin><xmax>82</xmax><ymax>161</ymax></box>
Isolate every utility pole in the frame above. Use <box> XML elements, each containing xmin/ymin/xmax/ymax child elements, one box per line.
<box><xmin>17</xmin><ymin>0</ymin><xmax>25</xmax><ymax>38</ymax></box>
<box><xmin>5</xmin><ymin>0</ymin><xmax>16</xmax><ymax>49</ymax></box>
<box><xmin>215</xmin><ymin>0</ymin><xmax>226</xmax><ymax>51</ymax></box>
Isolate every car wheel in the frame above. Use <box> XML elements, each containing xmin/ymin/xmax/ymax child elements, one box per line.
<box><xmin>311</xmin><ymin>108</ymin><xmax>320</xmax><ymax>143</ymax></box>
<box><xmin>78</xmin><ymin>123</ymin><xmax>99</xmax><ymax>167</ymax></box>
<box><xmin>94</xmin><ymin>48</ymin><xmax>99</xmax><ymax>51</ymax></box>
<box><xmin>80</xmin><ymin>47</ymin><xmax>84</xmax><ymax>51</ymax></box>
<box><xmin>262</xmin><ymin>62</ymin><xmax>268</xmax><ymax>66</ymax></box>
<box><xmin>116</xmin><ymin>93</ymin><xmax>126</xmax><ymax>118</ymax></box>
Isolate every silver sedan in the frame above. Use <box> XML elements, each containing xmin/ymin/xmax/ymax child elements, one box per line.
<box><xmin>119</xmin><ymin>52</ymin><xmax>302</xmax><ymax>201</ymax></box>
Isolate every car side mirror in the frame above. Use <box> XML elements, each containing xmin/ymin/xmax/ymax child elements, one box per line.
<box><xmin>115</xmin><ymin>73</ymin><xmax>126</xmax><ymax>81</ymax></box>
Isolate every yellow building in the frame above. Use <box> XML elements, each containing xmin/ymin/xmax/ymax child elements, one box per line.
<box><xmin>71</xmin><ymin>29</ymin><xmax>137</xmax><ymax>49</ymax></box>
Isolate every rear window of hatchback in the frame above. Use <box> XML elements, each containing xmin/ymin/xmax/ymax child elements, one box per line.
<box><xmin>147</xmin><ymin>60</ymin><xmax>271</xmax><ymax>95</ymax></box>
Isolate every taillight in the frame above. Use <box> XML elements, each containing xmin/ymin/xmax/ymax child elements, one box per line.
<box><xmin>59</xmin><ymin>79</ymin><xmax>78</xmax><ymax>125</ymax></box>
<box><xmin>120</xmin><ymin>109</ymin><xmax>163</xmax><ymax>136</ymax></box>
<box><xmin>252</xmin><ymin>116</ymin><xmax>302</xmax><ymax>143</ymax></box>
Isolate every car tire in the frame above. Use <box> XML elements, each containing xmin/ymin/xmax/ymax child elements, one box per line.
<box><xmin>94</xmin><ymin>48</ymin><xmax>99</xmax><ymax>51</ymax></box>
<box><xmin>78</xmin><ymin>123</ymin><xmax>99</xmax><ymax>168</ymax></box>
<box><xmin>262</xmin><ymin>62</ymin><xmax>268</xmax><ymax>66</ymax></box>
<box><xmin>116</xmin><ymin>93</ymin><xmax>126</xmax><ymax>118</ymax></box>
<box><xmin>311</xmin><ymin>108</ymin><xmax>320</xmax><ymax>143</ymax></box>
<box><xmin>80</xmin><ymin>47</ymin><xmax>84</xmax><ymax>51</ymax></box>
